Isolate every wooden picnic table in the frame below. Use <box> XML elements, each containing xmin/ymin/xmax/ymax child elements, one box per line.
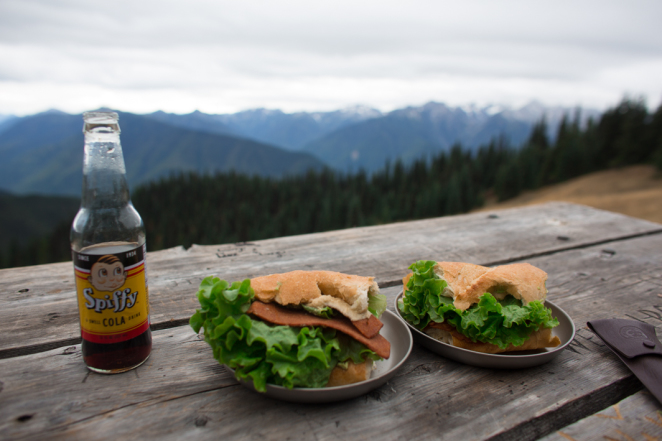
<box><xmin>1</xmin><ymin>201</ymin><xmax>661</xmax><ymax>440</ymax></box>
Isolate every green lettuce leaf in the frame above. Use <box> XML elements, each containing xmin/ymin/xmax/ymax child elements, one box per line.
<box><xmin>190</xmin><ymin>276</ymin><xmax>380</xmax><ymax>392</ymax></box>
<box><xmin>398</xmin><ymin>260</ymin><xmax>559</xmax><ymax>349</ymax></box>
<box><xmin>302</xmin><ymin>304</ymin><xmax>336</xmax><ymax>319</ymax></box>
<box><xmin>368</xmin><ymin>292</ymin><xmax>387</xmax><ymax>318</ymax></box>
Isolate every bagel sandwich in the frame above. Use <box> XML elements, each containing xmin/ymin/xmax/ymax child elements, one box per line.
<box><xmin>398</xmin><ymin>261</ymin><xmax>560</xmax><ymax>354</ymax></box>
<box><xmin>190</xmin><ymin>270</ymin><xmax>390</xmax><ymax>391</ymax></box>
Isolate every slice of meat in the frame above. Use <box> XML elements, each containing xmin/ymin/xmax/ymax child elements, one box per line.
<box><xmin>351</xmin><ymin>314</ymin><xmax>383</xmax><ymax>339</ymax></box>
<box><xmin>247</xmin><ymin>301</ymin><xmax>390</xmax><ymax>359</ymax></box>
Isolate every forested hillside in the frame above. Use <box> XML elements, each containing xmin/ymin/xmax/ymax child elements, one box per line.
<box><xmin>0</xmin><ymin>192</ymin><xmax>79</xmax><ymax>250</ymax></box>
<box><xmin>2</xmin><ymin>98</ymin><xmax>660</xmax><ymax>269</ymax></box>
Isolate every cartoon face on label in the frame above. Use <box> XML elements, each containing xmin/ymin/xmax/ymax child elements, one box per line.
<box><xmin>88</xmin><ymin>255</ymin><xmax>127</xmax><ymax>292</ymax></box>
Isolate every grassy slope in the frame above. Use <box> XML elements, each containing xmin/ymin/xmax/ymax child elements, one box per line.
<box><xmin>475</xmin><ymin>165</ymin><xmax>662</xmax><ymax>225</ymax></box>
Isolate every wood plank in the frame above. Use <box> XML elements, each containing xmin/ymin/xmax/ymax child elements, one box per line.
<box><xmin>1</xmin><ymin>202</ymin><xmax>660</xmax><ymax>359</ymax></box>
<box><xmin>541</xmin><ymin>391</ymin><xmax>662</xmax><ymax>441</ymax></box>
<box><xmin>2</xmin><ymin>234</ymin><xmax>662</xmax><ymax>440</ymax></box>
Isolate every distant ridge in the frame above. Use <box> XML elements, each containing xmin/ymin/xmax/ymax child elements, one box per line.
<box><xmin>0</xmin><ymin>101</ymin><xmax>602</xmax><ymax>196</ymax></box>
<box><xmin>0</xmin><ymin>111</ymin><xmax>326</xmax><ymax>196</ymax></box>
<box><xmin>0</xmin><ymin>114</ymin><xmax>18</xmax><ymax>135</ymax></box>
<box><xmin>145</xmin><ymin>105</ymin><xmax>382</xmax><ymax>150</ymax></box>
<box><xmin>143</xmin><ymin>101</ymin><xmax>600</xmax><ymax>173</ymax></box>
<box><xmin>300</xmin><ymin>101</ymin><xmax>600</xmax><ymax>173</ymax></box>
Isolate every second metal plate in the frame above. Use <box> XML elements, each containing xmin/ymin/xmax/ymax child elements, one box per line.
<box><xmin>395</xmin><ymin>291</ymin><xmax>575</xmax><ymax>369</ymax></box>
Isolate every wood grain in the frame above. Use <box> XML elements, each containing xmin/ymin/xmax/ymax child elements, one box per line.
<box><xmin>2</xmin><ymin>233</ymin><xmax>662</xmax><ymax>440</ymax></box>
<box><xmin>542</xmin><ymin>391</ymin><xmax>662</xmax><ymax>441</ymax></box>
<box><xmin>1</xmin><ymin>202</ymin><xmax>660</xmax><ymax>359</ymax></box>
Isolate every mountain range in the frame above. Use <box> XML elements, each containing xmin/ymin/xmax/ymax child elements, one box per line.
<box><xmin>0</xmin><ymin>101</ymin><xmax>600</xmax><ymax>196</ymax></box>
<box><xmin>145</xmin><ymin>101</ymin><xmax>599</xmax><ymax>173</ymax></box>
<box><xmin>0</xmin><ymin>111</ymin><xmax>325</xmax><ymax>196</ymax></box>
<box><xmin>146</xmin><ymin>105</ymin><xmax>382</xmax><ymax>151</ymax></box>
<box><xmin>300</xmin><ymin>103</ymin><xmax>531</xmax><ymax>172</ymax></box>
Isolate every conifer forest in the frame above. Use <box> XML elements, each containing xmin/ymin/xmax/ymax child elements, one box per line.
<box><xmin>2</xmin><ymin>98</ymin><xmax>662</xmax><ymax>269</ymax></box>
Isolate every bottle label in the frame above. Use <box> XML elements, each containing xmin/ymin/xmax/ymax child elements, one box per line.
<box><xmin>72</xmin><ymin>244</ymin><xmax>150</xmax><ymax>344</ymax></box>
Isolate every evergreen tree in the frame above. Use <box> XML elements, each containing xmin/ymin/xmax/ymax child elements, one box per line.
<box><xmin>595</xmin><ymin>98</ymin><xmax>649</xmax><ymax>167</ymax></box>
<box><xmin>444</xmin><ymin>174</ymin><xmax>463</xmax><ymax>215</ymax></box>
<box><xmin>519</xmin><ymin>118</ymin><xmax>549</xmax><ymax>189</ymax></box>
<box><xmin>649</xmin><ymin>104</ymin><xmax>662</xmax><ymax>170</ymax></box>
<box><xmin>494</xmin><ymin>160</ymin><xmax>522</xmax><ymax>201</ymax></box>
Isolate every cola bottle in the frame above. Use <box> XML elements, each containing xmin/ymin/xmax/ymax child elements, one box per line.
<box><xmin>71</xmin><ymin>111</ymin><xmax>152</xmax><ymax>373</ymax></box>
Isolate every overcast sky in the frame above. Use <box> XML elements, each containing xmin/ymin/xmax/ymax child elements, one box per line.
<box><xmin>1</xmin><ymin>0</ymin><xmax>661</xmax><ymax>116</ymax></box>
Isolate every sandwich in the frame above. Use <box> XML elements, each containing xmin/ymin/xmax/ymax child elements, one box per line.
<box><xmin>190</xmin><ymin>270</ymin><xmax>390</xmax><ymax>392</ymax></box>
<box><xmin>398</xmin><ymin>260</ymin><xmax>560</xmax><ymax>353</ymax></box>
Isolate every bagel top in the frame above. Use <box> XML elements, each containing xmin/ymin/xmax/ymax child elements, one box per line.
<box><xmin>250</xmin><ymin>270</ymin><xmax>380</xmax><ymax>321</ymax></box>
<box><xmin>403</xmin><ymin>262</ymin><xmax>548</xmax><ymax>311</ymax></box>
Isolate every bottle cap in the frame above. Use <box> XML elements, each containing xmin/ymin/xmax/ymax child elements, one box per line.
<box><xmin>83</xmin><ymin>111</ymin><xmax>119</xmax><ymax>133</ymax></box>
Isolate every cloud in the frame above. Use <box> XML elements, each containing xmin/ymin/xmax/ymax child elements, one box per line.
<box><xmin>1</xmin><ymin>0</ymin><xmax>661</xmax><ymax>115</ymax></box>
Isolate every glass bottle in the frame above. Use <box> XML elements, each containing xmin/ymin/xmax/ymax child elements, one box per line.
<box><xmin>71</xmin><ymin>111</ymin><xmax>152</xmax><ymax>374</ymax></box>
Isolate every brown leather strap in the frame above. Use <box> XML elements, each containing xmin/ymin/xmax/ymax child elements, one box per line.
<box><xmin>587</xmin><ymin>319</ymin><xmax>662</xmax><ymax>404</ymax></box>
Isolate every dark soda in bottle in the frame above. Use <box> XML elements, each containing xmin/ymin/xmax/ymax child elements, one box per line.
<box><xmin>71</xmin><ymin>111</ymin><xmax>152</xmax><ymax>373</ymax></box>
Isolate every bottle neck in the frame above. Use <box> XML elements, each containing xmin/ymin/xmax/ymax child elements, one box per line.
<box><xmin>81</xmin><ymin>129</ymin><xmax>131</xmax><ymax>208</ymax></box>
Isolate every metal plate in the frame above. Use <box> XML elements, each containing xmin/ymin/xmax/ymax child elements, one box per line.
<box><xmin>395</xmin><ymin>291</ymin><xmax>575</xmax><ymax>369</ymax></box>
<box><xmin>228</xmin><ymin>309</ymin><xmax>413</xmax><ymax>403</ymax></box>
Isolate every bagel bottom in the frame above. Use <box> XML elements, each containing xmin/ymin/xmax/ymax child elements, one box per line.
<box><xmin>326</xmin><ymin>359</ymin><xmax>374</xmax><ymax>386</ymax></box>
<box><xmin>425</xmin><ymin>324</ymin><xmax>561</xmax><ymax>354</ymax></box>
